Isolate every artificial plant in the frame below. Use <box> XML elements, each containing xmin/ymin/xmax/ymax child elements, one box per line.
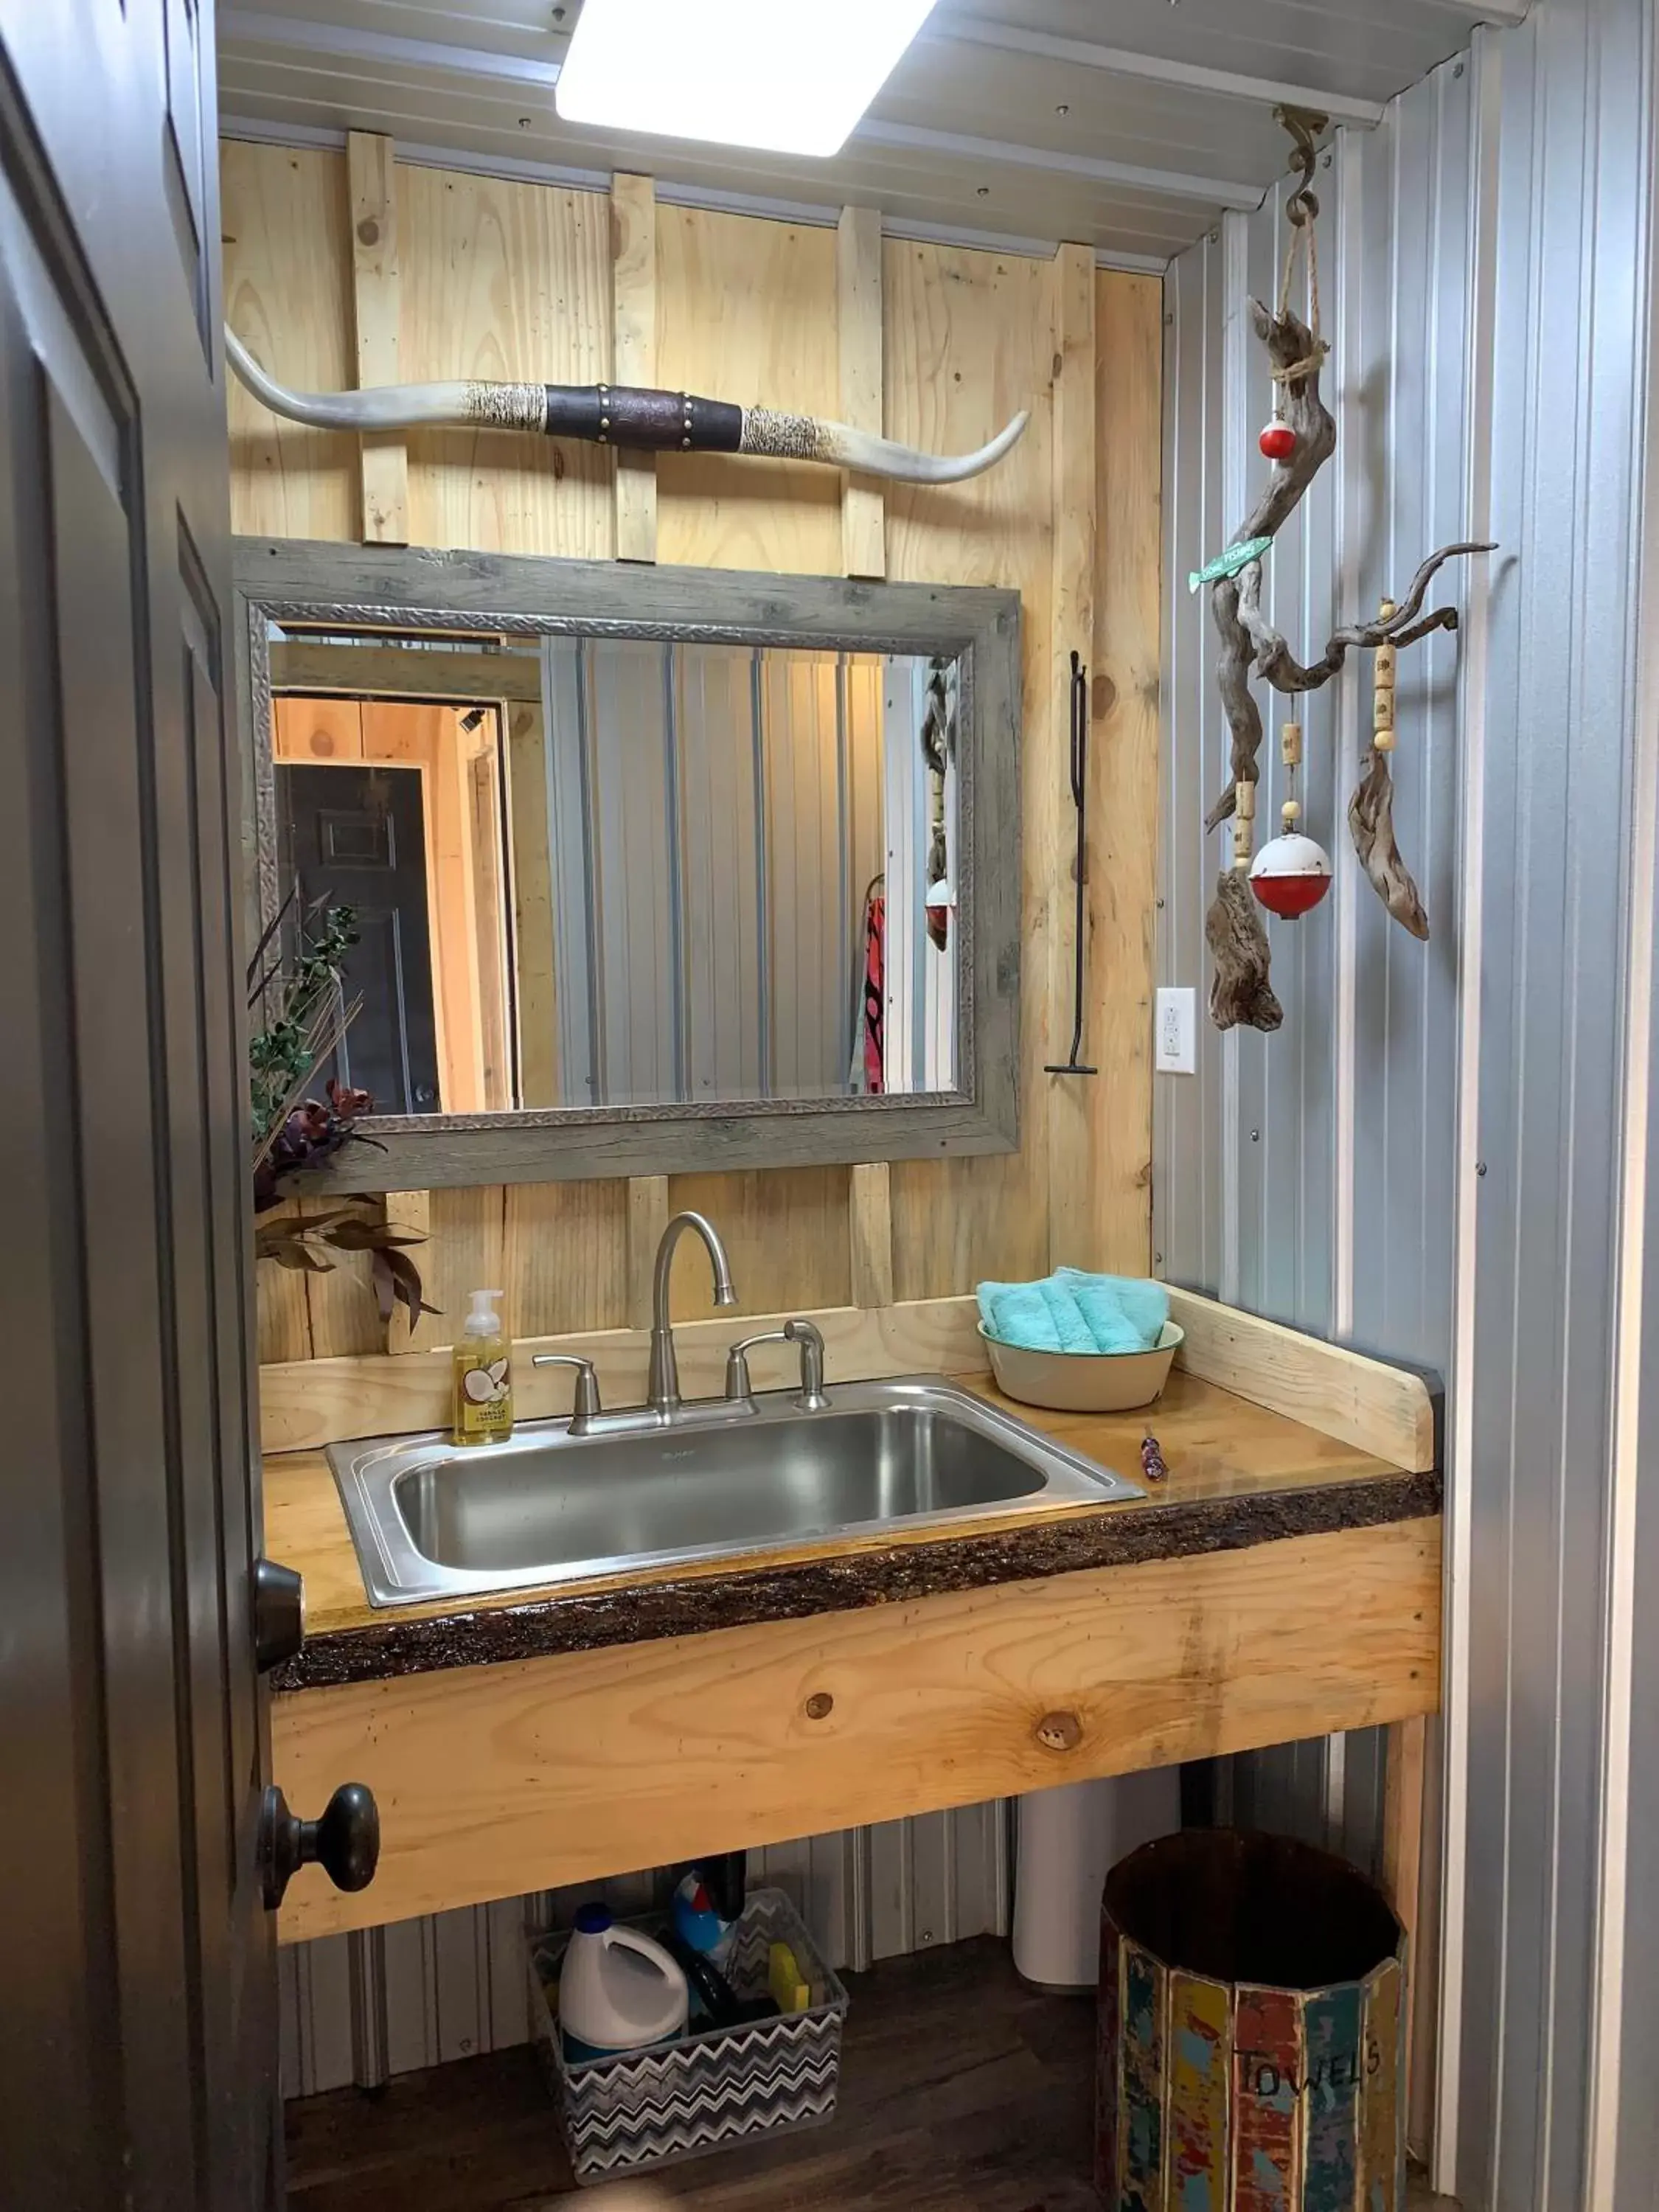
<box><xmin>248</xmin><ymin>888</ymin><xmax>437</xmax><ymax>1329</ymax></box>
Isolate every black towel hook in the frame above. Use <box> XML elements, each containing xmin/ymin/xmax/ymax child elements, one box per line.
<box><xmin>1045</xmin><ymin>650</ymin><xmax>1097</xmax><ymax>1077</ymax></box>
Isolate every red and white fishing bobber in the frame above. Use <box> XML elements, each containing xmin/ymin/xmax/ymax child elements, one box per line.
<box><xmin>1259</xmin><ymin>408</ymin><xmax>1297</xmax><ymax>462</ymax></box>
<box><xmin>1248</xmin><ymin>720</ymin><xmax>1332</xmax><ymax>918</ymax></box>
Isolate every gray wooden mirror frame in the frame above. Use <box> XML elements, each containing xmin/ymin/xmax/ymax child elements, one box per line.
<box><xmin>234</xmin><ymin>538</ymin><xmax>1021</xmax><ymax>1189</ymax></box>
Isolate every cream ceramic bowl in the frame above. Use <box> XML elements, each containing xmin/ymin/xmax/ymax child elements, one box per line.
<box><xmin>978</xmin><ymin>1320</ymin><xmax>1184</xmax><ymax>1414</ymax></box>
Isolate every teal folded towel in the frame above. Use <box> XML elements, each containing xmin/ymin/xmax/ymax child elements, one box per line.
<box><xmin>977</xmin><ymin>1271</ymin><xmax>1169</xmax><ymax>1355</ymax></box>
<box><xmin>1057</xmin><ymin>1267</ymin><xmax>1169</xmax><ymax>1352</ymax></box>
<box><xmin>979</xmin><ymin>1278</ymin><xmax>1095</xmax><ymax>1353</ymax></box>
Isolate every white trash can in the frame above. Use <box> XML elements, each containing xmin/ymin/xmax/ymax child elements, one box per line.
<box><xmin>1011</xmin><ymin>1769</ymin><xmax>1181</xmax><ymax>1991</ymax></box>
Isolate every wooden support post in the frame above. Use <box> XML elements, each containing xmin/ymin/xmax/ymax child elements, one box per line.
<box><xmin>849</xmin><ymin>1161</ymin><xmax>894</xmax><ymax>1309</ymax></box>
<box><xmin>347</xmin><ymin>131</ymin><xmax>407</xmax><ymax>545</ymax></box>
<box><xmin>1382</xmin><ymin>1712</ymin><xmax>1429</xmax><ymax>2159</ymax></box>
<box><xmin>1046</xmin><ymin>242</ymin><xmax>1099</xmax><ymax>1268</ymax></box>
<box><xmin>611</xmin><ymin>173</ymin><xmax>657</xmax><ymax>563</ymax></box>
<box><xmin>835</xmin><ymin>201</ymin><xmax>894</xmax><ymax>1307</ymax></box>
<box><xmin>836</xmin><ymin>205</ymin><xmax>886</xmax><ymax>580</ymax></box>
<box><xmin>626</xmin><ymin>1175</ymin><xmax>670</xmax><ymax>1329</ymax></box>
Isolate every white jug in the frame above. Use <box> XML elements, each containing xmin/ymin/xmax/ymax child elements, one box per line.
<box><xmin>558</xmin><ymin>1903</ymin><xmax>690</xmax><ymax>2062</ymax></box>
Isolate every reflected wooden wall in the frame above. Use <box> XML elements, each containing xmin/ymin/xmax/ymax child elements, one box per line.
<box><xmin>223</xmin><ymin>140</ymin><xmax>1162</xmax><ymax>1366</ymax></box>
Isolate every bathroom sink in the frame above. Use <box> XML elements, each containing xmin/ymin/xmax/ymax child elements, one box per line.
<box><xmin>327</xmin><ymin>1377</ymin><xmax>1142</xmax><ymax>1607</ymax></box>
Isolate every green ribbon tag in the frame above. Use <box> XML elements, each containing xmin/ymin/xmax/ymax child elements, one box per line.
<box><xmin>1188</xmin><ymin>534</ymin><xmax>1273</xmax><ymax>595</ymax></box>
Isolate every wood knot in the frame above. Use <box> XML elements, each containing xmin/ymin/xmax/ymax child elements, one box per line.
<box><xmin>1092</xmin><ymin>673</ymin><xmax>1119</xmax><ymax>720</ymax></box>
<box><xmin>1035</xmin><ymin>1710</ymin><xmax>1082</xmax><ymax>1753</ymax></box>
<box><xmin>310</xmin><ymin>729</ymin><xmax>335</xmax><ymax>756</ymax></box>
<box><xmin>356</xmin><ymin>218</ymin><xmax>380</xmax><ymax>246</ymax></box>
<box><xmin>804</xmin><ymin>1691</ymin><xmax>834</xmax><ymax>1721</ymax></box>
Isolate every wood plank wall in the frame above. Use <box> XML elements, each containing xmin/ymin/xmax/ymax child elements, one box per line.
<box><xmin>222</xmin><ymin>140</ymin><xmax>1162</xmax><ymax>1367</ymax></box>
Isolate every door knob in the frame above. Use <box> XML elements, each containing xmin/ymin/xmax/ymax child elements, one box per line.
<box><xmin>260</xmin><ymin>1782</ymin><xmax>380</xmax><ymax>1910</ymax></box>
<box><xmin>253</xmin><ymin>1557</ymin><xmax>305</xmax><ymax>1671</ymax></box>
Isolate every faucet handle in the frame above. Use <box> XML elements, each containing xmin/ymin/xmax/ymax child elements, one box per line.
<box><xmin>723</xmin><ymin>1329</ymin><xmax>789</xmax><ymax>1404</ymax></box>
<box><xmin>784</xmin><ymin>1318</ymin><xmax>829</xmax><ymax>1411</ymax></box>
<box><xmin>532</xmin><ymin>1352</ymin><xmax>602</xmax><ymax>1434</ymax></box>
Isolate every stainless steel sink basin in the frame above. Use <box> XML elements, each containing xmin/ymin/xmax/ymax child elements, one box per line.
<box><xmin>327</xmin><ymin>1377</ymin><xmax>1141</xmax><ymax>1607</ymax></box>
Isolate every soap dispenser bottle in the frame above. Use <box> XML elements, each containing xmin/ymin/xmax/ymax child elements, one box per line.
<box><xmin>452</xmin><ymin>1288</ymin><xmax>513</xmax><ymax>1446</ymax></box>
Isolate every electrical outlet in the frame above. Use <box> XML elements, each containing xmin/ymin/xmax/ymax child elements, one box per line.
<box><xmin>1155</xmin><ymin>987</ymin><xmax>1196</xmax><ymax>1075</ymax></box>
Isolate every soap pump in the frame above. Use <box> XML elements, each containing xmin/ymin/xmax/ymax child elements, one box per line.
<box><xmin>451</xmin><ymin>1288</ymin><xmax>513</xmax><ymax>1446</ymax></box>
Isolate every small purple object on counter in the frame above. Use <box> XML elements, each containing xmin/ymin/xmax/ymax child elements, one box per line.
<box><xmin>1141</xmin><ymin>1433</ymin><xmax>1168</xmax><ymax>1485</ymax></box>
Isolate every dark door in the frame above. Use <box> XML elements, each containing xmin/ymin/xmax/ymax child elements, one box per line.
<box><xmin>279</xmin><ymin>759</ymin><xmax>444</xmax><ymax>1113</ymax></box>
<box><xmin>0</xmin><ymin>7</ymin><xmax>282</xmax><ymax>2206</ymax></box>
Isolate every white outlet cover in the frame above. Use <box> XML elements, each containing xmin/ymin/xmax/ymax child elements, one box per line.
<box><xmin>1155</xmin><ymin>987</ymin><xmax>1197</xmax><ymax>1076</ymax></box>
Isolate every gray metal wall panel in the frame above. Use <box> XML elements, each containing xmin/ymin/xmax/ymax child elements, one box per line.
<box><xmin>1158</xmin><ymin>56</ymin><xmax>1474</xmax><ymax>1352</ymax></box>
<box><xmin>1455</xmin><ymin>7</ymin><xmax>1655</xmax><ymax>2206</ymax></box>
<box><xmin>1159</xmin><ymin>60</ymin><xmax>1478</xmax><ymax>1913</ymax></box>
<box><xmin>675</xmin><ymin>643</ymin><xmax>765</xmax><ymax>1103</ymax></box>
<box><xmin>1161</xmin><ymin>9</ymin><xmax>1659</xmax><ymax>2207</ymax></box>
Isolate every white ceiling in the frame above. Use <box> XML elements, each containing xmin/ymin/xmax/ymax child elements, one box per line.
<box><xmin>216</xmin><ymin>0</ymin><xmax>1529</xmax><ymax>268</ymax></box>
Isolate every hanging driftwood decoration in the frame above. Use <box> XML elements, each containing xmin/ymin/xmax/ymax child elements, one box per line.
<box><xmin>1197</xmin><ymin>108</ymin><xmax>1495</xmax><ymax>1030</ymax></box>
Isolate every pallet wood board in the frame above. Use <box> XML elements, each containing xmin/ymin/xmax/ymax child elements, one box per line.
<box><xmin>1167</xmin><ymin>1287</ymin><xmax>1438</xmax><ymax>1474</ymax></box>
<box><xmin>655</xmin><ymin>204</ymin><xmax>842</xmax><ymax>576</ymax></box>
<box><xmin>347</xmin><ymin>131</ymin><xmax>406</xmax><ymax>544</ymax></box>
<box><xmin>273</xmin><ymin>1515</ymin><xmax>1441</xmax><ymax>1940</ymax></box>
<box><xmin>224</xmin><ymin>145</ymin><xmax>1162</xmax><ymax>1369</ymax></box>
<box><xmin>223</xmin><ymin>142</ymin><xmax>356</xmax><ymax>541</ymax></box>
<box><xmin>399</xmin><ymin>164</ymin><xmax>614</xmax><ymax>560</ymax></box>
<box><xmin>255</xmin><ymin>1281</ymin><xmax>1436</xmax><ymax>1466</ymax></box>
<box><xmin>884</xmin><ymin>238</ymin><xmax>1058</xmax><ymax>1303</ymax></box>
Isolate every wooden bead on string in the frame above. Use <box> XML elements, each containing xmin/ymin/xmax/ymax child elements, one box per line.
<box><xmin>1373</xmin><ymin>598</ymin><xmax>1398</xmax><ymax>754</ymax></box>
<box><xmin>1249</xmin><ymin>716</ymin><xmax>1332</xmax><ymax>918</ymax></box>
<box><xmin>1279</xmin><ymin>717</ymin><xmax>1306</xmax><ymax>825</ymax></box>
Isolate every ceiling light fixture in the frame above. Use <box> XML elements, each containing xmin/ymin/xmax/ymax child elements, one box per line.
<box><xmin>554</xmin><ymin>0</ymin><xmax>939</xmax><ymax>158</ymax></box>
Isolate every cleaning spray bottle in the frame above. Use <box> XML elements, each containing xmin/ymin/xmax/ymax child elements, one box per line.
<box><xmin>452</xmin><ymin>1289</ymin><xmax>513</xmax><ymax>1446</ymax></box>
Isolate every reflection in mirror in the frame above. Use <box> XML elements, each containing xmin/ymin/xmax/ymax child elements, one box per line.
<box><xmin>268</xmin><ymin>627</ymin><xmax>961</xmax><ymax>1118</ymax></box>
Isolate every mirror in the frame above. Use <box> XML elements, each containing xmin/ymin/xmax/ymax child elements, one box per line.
<box><xmin>267</xmin><ymin>630</ymin><xmax>960</xmax><ymax>1115</ymax></box>
<box><xmin>238</xmin><ymin>543</ymin><xmax>1020</xmax><ymax>1186</ymax></box>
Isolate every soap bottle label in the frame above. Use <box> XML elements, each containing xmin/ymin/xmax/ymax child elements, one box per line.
<box><xmin>454</xmin><ymin>1351</ymin><xmax>512</xmax><ymax>1442</ymax></box>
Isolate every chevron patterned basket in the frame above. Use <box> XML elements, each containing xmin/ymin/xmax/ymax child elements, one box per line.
<box><xmin>529</xmin><ymin>1888</ymin><xmax>849</xmax><ymax>2185</ymax></box>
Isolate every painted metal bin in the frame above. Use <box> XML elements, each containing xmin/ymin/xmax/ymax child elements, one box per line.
<box><xmin>1096</xmin><ymin>1832</ymin><xmax>1407</xmax><ymax>2212</ymax></box>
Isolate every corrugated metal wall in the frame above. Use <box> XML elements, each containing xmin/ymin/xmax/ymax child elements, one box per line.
<box><xmin>542</xmin><ymin>641</ymin><xmax>888</xmax><ymax>1109</ymax></box>
<box><xmin>1453</xmin><ymin>5</ymin><xmax>1656</xmax><ymax>2210</ymax></box>
<box><xmin>1159</xmin><ymin>51</ymin><xmax>1478</xmax><ymax>1882</ymax></box>
<box><xmin>279</xmin><ymin>1802</ymin><xmax>1009</xmax><ymax>2097</ymax></box>
<box><xmin>1161</xmin><ymin>4</ymin><xmax>1659</xmax><ymax>2205</ymax></box>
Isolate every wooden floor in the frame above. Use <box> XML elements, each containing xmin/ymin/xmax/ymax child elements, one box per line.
<box><xmin>285</xmin><ymin>1935</ymin><xmax>1450</xmax><ymax>2211</ymax></box>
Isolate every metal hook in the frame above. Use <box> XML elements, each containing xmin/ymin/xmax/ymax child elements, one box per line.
<box><xmin>1274</xmin><ymin>103</ymin><xmax>1329</xmax><ymax>226</ymax></box>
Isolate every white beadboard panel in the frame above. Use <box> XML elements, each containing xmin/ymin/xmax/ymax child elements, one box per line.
<box><xmin>277</xmin><ymin>1930</ymin><xmax>355</xmax><ymax>2101</ymax></box>
<box><xmin>279</xmin><ymin>1804</ymin><xmax>1010</xmax><ymax>2097</ymax></box>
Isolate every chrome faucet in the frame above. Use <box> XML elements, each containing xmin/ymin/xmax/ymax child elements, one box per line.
<box><xmin>724</xmin><ymin>1318</ymin><xmax>829</xmax><ymax>1412</ymax></box>
<box><xmin>530</xmin><ymin>1352</ymin><xmax>602</xmax><ymax>1436</ymax></box>
<box><xmin>647</xmin><ymin>1211</ymin><xmax>738</xmax><ymax>1415</ymax></box>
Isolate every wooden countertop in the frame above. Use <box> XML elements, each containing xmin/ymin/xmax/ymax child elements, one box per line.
<box><xmin>265</xmin><ymin>1369</ymin><xmax>1439</xmax><ymax>1694</ymax></box>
